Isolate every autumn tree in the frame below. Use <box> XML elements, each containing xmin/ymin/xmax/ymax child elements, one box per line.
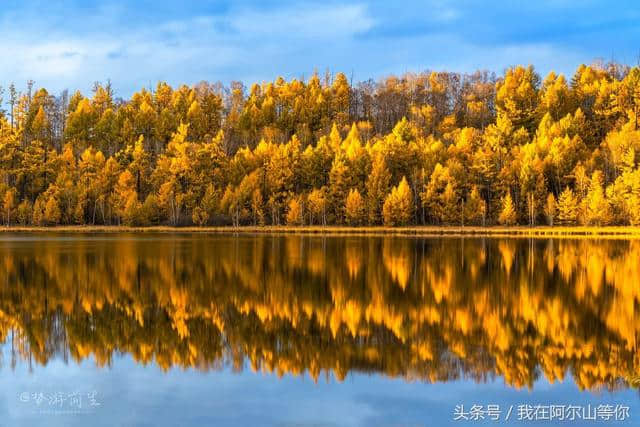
<box><xmin>16</xmin><ymin>200</ymin><xmax>32</xmax><ymax>225</ymax></box>
<box><xmin>498</xmin><ymin>193</ymin><xmax>517</xmax><ymax>225</ymax></box>
<box><xmin>328</xmin><ymin>156</ymin><xmax>350</xmax><ymax>224</ymax></box>
<box><xmin>345</xmin><ymin>188</ymin><xmax>365</xmax><ymax>226</ymax></box>
<box><xmin>114</xmin><ymin>170</ymin><xmax>141</xmax><ymax>225</ymax></box>
<box><xmin>421</xmin><ymin>164</ymin><xmax>461</xmax><ymax>224</ymax></box>
<box><xmin>2</xmin><ymin>188</ymin><xmax>16</xmax><ymax>226</ymax></box>
<box><xmin>32</xmin><ymin>197</ymin><xmax>46</xmax><ymax>226</ymax></box>
<box><xmin>383</xmin><ymin>177</ymin><xmax>414</xmax><ymax>226</ymax></box>
<box><xmin>544</xmin><ymin>193</ymin><xmax>556</xmax><ymax>226</ymax></box>
<box><xmin>464</xmin><ymin>186</ymin><xmax>486</xmax><ymax>226</ymax></box>
<box><xmin>582</xmin><ymin>171</ymin><xmax>612</xmax><ymax>226</ymax></box>
<box><xmin>286</xmin><ymin>197</ymin><xmax>304</xmax><ymax>226</ymax></box>
<box><xmin>307</xmin><ymin>187</ymin><xmax>327</xmax><ymax>225</ymax></box>
<box><xmin>44</xmin><ymin>196</ymin><xmax>61</xmax><ymax>225</ymax></box>
<box><xmin>365</xmin><ymin>155</ymin><xmax>391</xmax><ymax>224</ymax></box>
<box><xmin>556</xmin><ymin>187</ymin><xmax>578</xmax><ymax>225</ymax></box>
<box><xmin>495</xmin><ymin>65</ymin><xmax>540</xmax><ymax>133</ymax></box>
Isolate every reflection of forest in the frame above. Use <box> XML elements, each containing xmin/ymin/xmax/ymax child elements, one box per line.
<box><xmin>0</xmin><ymin>234</ymin><xmax>638</xmax><ymax>390</ymax></box>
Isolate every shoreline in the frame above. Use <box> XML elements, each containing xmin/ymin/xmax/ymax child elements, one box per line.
<box><xmin>2</xmin><ymin>225</ymin><xmax>640</xmax><ymax>237</ymax></box>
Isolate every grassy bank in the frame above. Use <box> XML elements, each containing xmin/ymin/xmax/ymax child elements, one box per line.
<box><xmin>2</xmin><ymin>225</ymin><xmax>640</xmax><ymax>237</ymax></box>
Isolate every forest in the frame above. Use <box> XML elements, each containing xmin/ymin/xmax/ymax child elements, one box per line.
<box><xmin>0</xmin><ymin>62</ymin><xmax>639</xmax><ymax>227</ymax></box>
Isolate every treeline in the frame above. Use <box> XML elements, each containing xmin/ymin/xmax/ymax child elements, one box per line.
<box><xmin>0</xmin><ymin>62</ymin><xmax>639</xmax><ymax>226</ymax></box>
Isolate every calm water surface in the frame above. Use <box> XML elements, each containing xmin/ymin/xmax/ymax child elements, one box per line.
<box><xmin>0</xmin><ymin>233</ymin><xmax>638</xmax><ymax>426</ymax></box>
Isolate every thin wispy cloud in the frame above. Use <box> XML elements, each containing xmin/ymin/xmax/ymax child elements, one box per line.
<box><xmin>230</xmin><ymin>4</ymin><xmax>375</xmax><ymax>38</ymax></box>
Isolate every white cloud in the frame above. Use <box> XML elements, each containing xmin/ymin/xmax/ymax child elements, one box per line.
<box><xmin>0</xmin><ymin>3</ymin><xmax>376</xmax><ymax>95</ymax></box>
<box><xmin>230</xmin><ymin>4</ymin><xmax>375</xmax><ymax>39</ymax></box>
<box><xmin>0</xmin><ymin>0</ymin><xmax>626</xmax><ymax>98</ymax></box>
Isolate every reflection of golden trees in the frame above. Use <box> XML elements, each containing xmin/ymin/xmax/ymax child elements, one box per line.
<box><xmin>0</xmin><ymin>235</ymin><xmax>639</xmax><ymax>390</ymax></box>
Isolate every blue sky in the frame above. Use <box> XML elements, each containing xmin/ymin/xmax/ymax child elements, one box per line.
<box><xmin>1</xmin><ymin>0</ymin><xmax>640</xmax><ymax>97</ymax></box>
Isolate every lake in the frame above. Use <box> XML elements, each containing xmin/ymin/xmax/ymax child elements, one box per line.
<box><xmin>0</xmin><ymin>233</ymin><xmax>638</xmax><ymax>426</ymax></box>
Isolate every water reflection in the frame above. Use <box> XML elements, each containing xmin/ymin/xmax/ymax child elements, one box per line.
<box><xmin>0</xmin><ymin>234</ymin><xmax>638</xmax><ymax>392</ymax></box>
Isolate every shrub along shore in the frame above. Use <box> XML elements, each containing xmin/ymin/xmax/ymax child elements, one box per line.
<box><xmin>2</xmin><ymin>225</ymin><xmax>640</xmax><ymax>238</ymax></box>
